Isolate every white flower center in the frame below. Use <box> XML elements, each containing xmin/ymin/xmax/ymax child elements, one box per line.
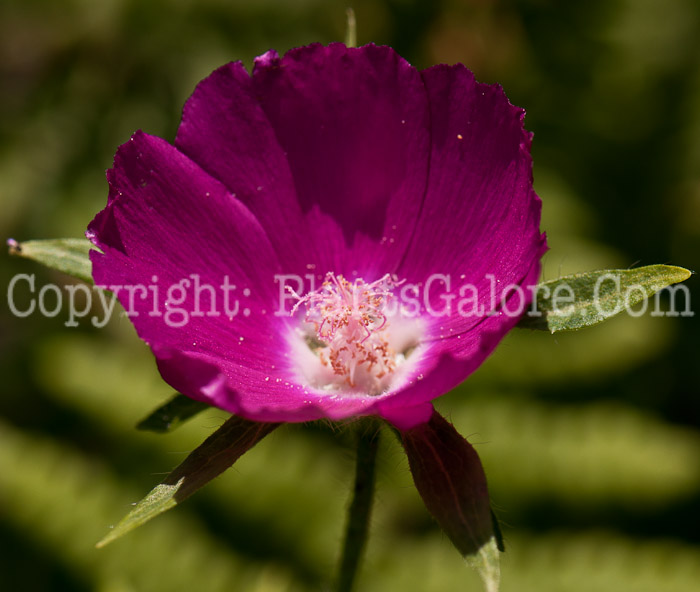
<box><xmin>289</xmin><ymin>272</ymin><xmax>420</xmax><ymax>395</ymax></box>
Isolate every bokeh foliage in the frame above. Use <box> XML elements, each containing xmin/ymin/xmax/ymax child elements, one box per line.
<box><xmin>1</xmin><ymin>0</ymin><xmax>698</xmax><ymax>590</ymax></box>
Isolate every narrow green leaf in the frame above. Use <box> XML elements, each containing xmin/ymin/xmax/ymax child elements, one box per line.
<box><xmin>136</xmin><ymin>393</ymin><xmax>210</xmax><ymax>433</ymax></box>
<box><xmin>7</xmin><ymin>238</ymin><xmax>95</xmax><ymax>284</ymax></box>
<box><xmin>97</xmin><ymin>416</ymin><xmax>278</xmax><ymax>548</ymax></box>
<box><xmin>519</xmin><ymin>264</ymin><xmax>692</xmax><ymax>333</ymax></box>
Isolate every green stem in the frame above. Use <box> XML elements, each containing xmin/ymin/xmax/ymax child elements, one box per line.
<box><xmin>335</xmin><ymin>422</ymin><xmax>380</xmax><ymax>592</ymax></box>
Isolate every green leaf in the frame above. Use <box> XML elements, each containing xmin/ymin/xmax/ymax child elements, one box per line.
<box><xmin>7</xmin><ymin>238</ymin><xmax>95</xmax><ymax>284</ymax></box>
<box><xmin>519</xmin><ymin>265</ymin><xmax>692</xmax><ymax>333</ymax></box>
<box><xmin>136</xmin><ymin>393</ymin><xmax>210</xmax><ymax>433</ymax></box>
<box><xmin>97</xmin><ymin>416</ymin><xmax>278</xmax><ymax>548</ymax></box>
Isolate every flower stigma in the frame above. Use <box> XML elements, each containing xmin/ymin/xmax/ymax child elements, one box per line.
<box><xmin>289</xmin><ymin>272</ymin><xmax>420</xmax><ymax>396</ymax></box>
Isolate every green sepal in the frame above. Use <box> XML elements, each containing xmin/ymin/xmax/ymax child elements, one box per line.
<box><xmin>136</xmin><ymin>393</ymin><xmax>210</xmax><ymax>433</ymax></box>
<box><xmin>519</xmin><ymin>264</ymin><xmax>692</xmax><ymax>333</ymax></box>
<box><xmin>7</xmin><ymin>238</ymin><xmax>94</xmax><ymax>284</ymax></box>
<box><xmin>97</xmin><ymin>416</ymin><xmax>278</xmax><ymax>548</ymax></box>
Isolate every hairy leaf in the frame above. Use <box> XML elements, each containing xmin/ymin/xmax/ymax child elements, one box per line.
<box><xmin>519</xmin><ymin>265</ymin><xmax>692</xmax><ymax>333</ymax></box>
<box><xmin>7</xmin><ymin>238</ymin><xmax>94</xmax><ymax>283</ymax></box>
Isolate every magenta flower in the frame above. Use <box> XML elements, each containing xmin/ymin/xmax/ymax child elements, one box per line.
<box><xmin>87</xmin><ymin>43</ymin><xmax>546</xmax><ymax>431</ymax></box>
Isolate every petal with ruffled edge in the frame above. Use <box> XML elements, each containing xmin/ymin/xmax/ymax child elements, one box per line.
<box><xmin>174</xmin><ymin>61</ymin><xmax>318</xmax><ymax>275</ymax></box>
<box><xmin>88</xmin><ymin>130</ymin><xmax>284</xmax><ymax>348</ymax></box>
<box><xmin>376</xmin><ymin>252</ymin><xmax>543</xmax><ymax>427</ymax></box>
<box><xmin>363</xmin><ymin>66</ymin><xmax>545</xmax><ymax>427</ymax></box>
<box><xmin>89</xmin><ymin>132</ymin><xmax>299</xmax><ymax>417</ymax></box>
<box><xmin>399</xmin><ymin>64</ymin><xmax>546</xmax><ymax>340</ymax></box>
<box><xmin>251</xmin><ymin>43</ymin><xmax>431</xmax><ymax>278</ymax></box>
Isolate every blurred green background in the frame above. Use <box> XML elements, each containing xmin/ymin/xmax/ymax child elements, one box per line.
<box><xmin>1</xmin><ymin>0</ymin><xmax>699</xmax><ymax>590</ymax></box>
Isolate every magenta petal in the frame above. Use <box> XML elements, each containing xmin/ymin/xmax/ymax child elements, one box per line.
<box><xmin>87</xmin><ymin>131</ymin><xmax>300</xmax><ymax>409</ymax></box>
<box><xmin>174</xmin><ymin>62</ymin><xmax>317</xmax><ymax>274</ymax></box>
<box><xmin>89</xmin><ymin>131</ymin><xmax>281</xmax><ymax>300</ymax></box>
<box><xmin>153</xmin><ymin>345</ymin><xmax>387</xmax><ymax>422</ymax></box>
<box><xmin>400</xmin><ymin>64</ymin><xmax>546</xmax><ymax>337</ymax></box>
<box><xmin>252</xmin><ymin>43</ymin><xmax>431</xmax><ymax>276</ymax></box>
<box><xmin>378</xmin><ymin>252</ymin><xmax>543</xmax><ymax>416</ymax></box>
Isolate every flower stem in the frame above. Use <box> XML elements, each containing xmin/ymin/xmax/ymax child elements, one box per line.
<box><xmin>335</xmin><ymin>422</ymin><xmax>380</xmax><ymax>592</ymax></box>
